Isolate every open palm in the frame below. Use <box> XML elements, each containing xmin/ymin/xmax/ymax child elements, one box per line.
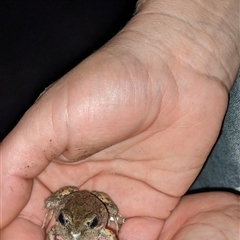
<box><xmin>1</xmin><ymin>1</ymin><xmax>239</xmax><ymax>239</ymax></box>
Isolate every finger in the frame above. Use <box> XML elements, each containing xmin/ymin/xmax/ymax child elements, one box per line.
<box><xmin>0</xmin><ymin>79</ymin><xmax>67</xmax><ymax>227</ymax></box>
<box><xmin>1</xmin><ymin>218</ymin><xmax>45</xmax><ymax>240</ymax></box>
<box><xmin>159</xmin><ymin>192</ymin><xmax>240</xmax><ymax>240</ymax></box>
<box><xmin>0</xmin><ymin>159</ymin><xmax>49</xmax><ymax>228</ymax></box>
<box><xmin>0</xmin><ymin>51</ymin><xmax>153</xmax><ymax>227</ymax></box>
<box><xmin>119</xmin><ymin>217</ymin><xmax>163</xmax><ymax>240</ymax></box>
<box><xmin>169</xmin><ymin>225</ymin><xmax>232</xmax><ymax>240</ymax></box>
<box><xmin>0</xmin><ymin>174</ymin><xmax>33</xmax><ymax>229</ymax></box>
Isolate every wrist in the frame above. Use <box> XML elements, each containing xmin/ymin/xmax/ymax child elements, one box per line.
<box><xmin>126</xmin><ymin>0</ymin><xmax>239</xmax><ymax>90</ymax></box>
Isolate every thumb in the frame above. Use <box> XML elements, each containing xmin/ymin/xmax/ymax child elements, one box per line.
<box><xmin>0</xmin><ymin>78</ymin><xmax>66</xmax><ymax>228</ymax></box>
<box><xmin>0</xmin><ymin>51</ymin><xmax>149</xmax><ymax>228</ymax></box>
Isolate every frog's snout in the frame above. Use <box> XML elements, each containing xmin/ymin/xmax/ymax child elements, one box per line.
<box><xmin>71</xmin><ymin>231</ymin><xmax>81</xmax><ymax>239</ymax></box>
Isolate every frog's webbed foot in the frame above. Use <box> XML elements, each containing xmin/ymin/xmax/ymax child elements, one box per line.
<box><xmin>109</xmin><ymin>213</ymin><xmax>125</xmax><ymax>235</ymax></box>
<box><xmin>45</xmin><ymin>225</ymin><xmax>57</xmax><ymax>240</ymax></box>
<box><xmin>42</xmin><ymin>209</ymin><xmax>54</xmax><ymax>229</ymax></box>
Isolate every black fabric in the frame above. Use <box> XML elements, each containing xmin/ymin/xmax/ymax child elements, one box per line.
<box><xmin>0</xmin><ymin>0</ymin><xmax>137</xmax><ymax>140</ymax></box>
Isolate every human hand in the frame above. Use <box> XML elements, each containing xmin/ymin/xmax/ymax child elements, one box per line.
<box><xmin>158</xmin><ymin>192</ymin><xmax>239</xmax><ymax>240</ymax></box>
<box><xmin>1</xmin><ymin>0</ymin><xmax>239</xmax><ymax>239</ymax></box>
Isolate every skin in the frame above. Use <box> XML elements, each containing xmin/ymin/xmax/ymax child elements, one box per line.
<box><xmin>1</xmin><ymin>0</ymin><xmax>239</xmax><ymax>239</ymax></box>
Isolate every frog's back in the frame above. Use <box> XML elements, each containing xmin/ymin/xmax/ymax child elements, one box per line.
<box><xmin>65</xmin><ymin>190</ymin><xmax>108</xmax><ymax>219</ymax></box>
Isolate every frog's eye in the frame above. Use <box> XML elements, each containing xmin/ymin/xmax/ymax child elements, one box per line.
<box><xmin>88</xmin><ymin>217</ymin><xmax>99</xmax><ymax>228</ymax></box>
<box><xmin>58</xmin><ymin>212</ymin><xmax>69</xmax><ymax>226</ymax></box>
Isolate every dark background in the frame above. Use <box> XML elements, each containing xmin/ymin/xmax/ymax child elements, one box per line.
<box><xmin>0</xmin><ymin>0</ymin><xmax>137</xmax><ymax>140</ymax></box>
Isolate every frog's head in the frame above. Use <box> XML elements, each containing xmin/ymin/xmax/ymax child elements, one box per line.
<box><xmin>56</xmin><ymin>210</ymin><xmax>106</xmax><ymax>239</ymax></box>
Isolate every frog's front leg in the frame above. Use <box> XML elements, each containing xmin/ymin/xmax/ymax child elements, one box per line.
<box><xmin>42</xmin><ymin>186</ymin><xmax>79</xmax><ymax>228</ymax></box>
<box><xmin>99</xmin><ymin>228</ymin><xmax>117</xmax><ymax>240</ymax></box>
<box><xmin>92</xmin><ymin>191</ymin><xmax>118</xmax><ymax>214</ymax></box>
<box><xmin>44</xmin><ymin>186</ymin><xmax>79</xmax><ymax>209</ymax></box>
<box><xmin>92</xmin><ymin>191</ymin><xmax>124</xmax><ymax>234</ymax></box>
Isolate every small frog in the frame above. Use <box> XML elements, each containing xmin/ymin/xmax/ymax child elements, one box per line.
<box><xmin>42</xmin><ymin>186</ymin><xmax>125</xmax><ymax>240</ymax></box>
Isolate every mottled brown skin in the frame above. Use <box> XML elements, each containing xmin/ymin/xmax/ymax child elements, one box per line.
<box><xmin>42</xmin><ymin>186</ymin><xmax>123</xmax><ymax>240</ymax></box>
